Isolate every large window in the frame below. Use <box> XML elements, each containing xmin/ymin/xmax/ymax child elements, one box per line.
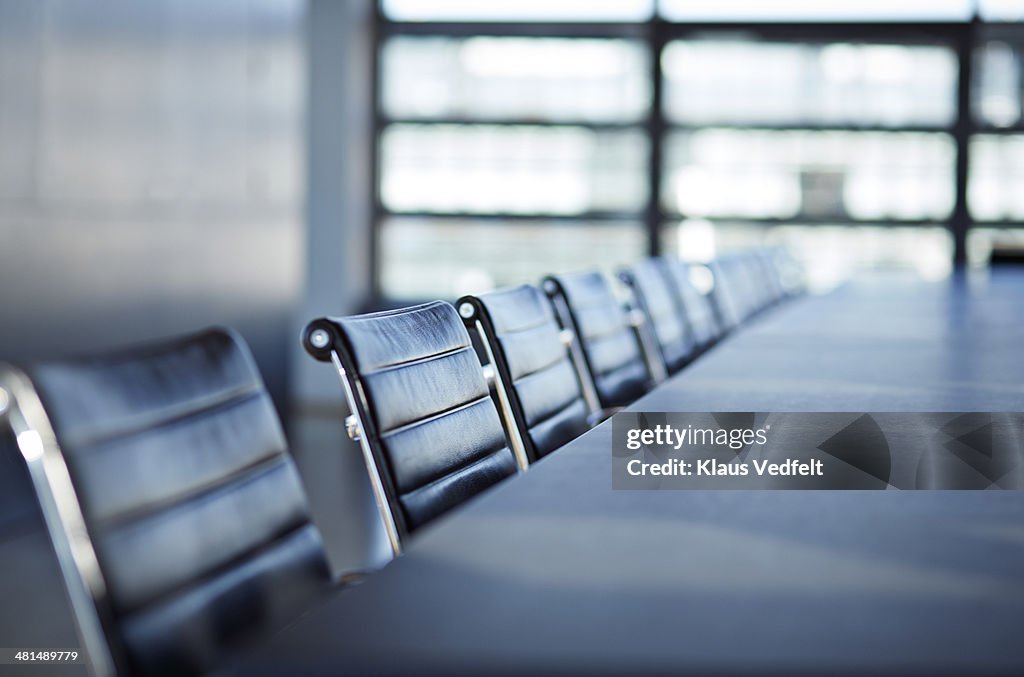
<box><xmin>374</xmin><ymin>2</ymin><xmax>1024</xmax><ymax>299</ymax></box>
<box><xmin>376</xmin><ymin>29</ymin><xmax>652</xmax><ymax>299</ymax></box>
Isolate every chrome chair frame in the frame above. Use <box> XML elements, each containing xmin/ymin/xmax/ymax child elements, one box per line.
<box><xmin>0</xmin><ymin>366</ymin><xmax>117</xmax><ymax>677</ymax></box>
<box><xmin>307</xmin><ymin>310</ymin><xmax>526</xmax><ymax>556</ymax></box>
<box><xmin>616</xmin><ymin>270</ymin><xmax>672</xmax><ymax>383</ymax></box>
<box><xmin>325</xmin><ymin>345</ymin><xmax>404</xmax><ymax>557</ymax></box>
<box><xmin>539</xmin><ymin>281</ymin><xmax>605</xmax><ymax>418</ymax></box>
<box><xmin>542</xmin><ymin>275</ymin><xmax>662</xmax><ymax>416</ymax></box>
<box><xmin>457</xmin><ymin>298</ymin><xmax>568</xmax><ymax>470</ymax></box>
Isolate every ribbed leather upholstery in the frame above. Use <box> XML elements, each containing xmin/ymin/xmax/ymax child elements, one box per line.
<box><xmin>661</xmin><ymin>258</ymin><xmax>722</xmax><ymax>347</ymax></box>
<box><xmin>712</xmin><ymin>251</ymin><xmax>797</xmax><ymax>328</ymax></box>
<box><xmin>737</xmin><ymin>253</ymin><xmax>772</xmax><ymax>313</ymax></box>
<box><xmin>306</xmin><ymin>302</ymin><xmax>517</xmax><ymax>538</ymax></box>
<box><xmin>24</xmin><ymin>328</ymin><xmax>331</xmax><ymax>676</ymax></box>
<box><xmin>755</xmin><ymin>249</ymin><xmax>787</xmax><ymax>306</ymax></box>
<box><xmin>458</xmin><ymin>285</ymin><xmax>590</xmax><ymax>463</ymax></box>
<box><xmin>708</xmin><ymin>257</ymin><xmax>750</xmax><ymax>330</ymax></box>
<box><xmin>773</xmin><ymin>246</ymin><xmax>808</xmax><ymax>297</ymax></box>
<box><xmin>619</xmin><ymin>260</ymin><xmax>695</xmax><ymax>375</ymax></box>
<box><xmin>757</xmin><ymin>247</ymin><xmax>786</xmax><ymax>303</ymax></box>
<box><xmin>740</xmin><ymin>254</ymin><xmax>773</xmax><ymax>316</ymax></box>
<box><xmin>543</xmin><ymin>272</ymin><xmax>650</xmax><ymax>410</ymax></box>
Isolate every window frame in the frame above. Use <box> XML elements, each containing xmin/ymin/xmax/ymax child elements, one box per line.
<box><xmin>370</xmin><ymin>4</ymin><xmax>1024</xmax><ymax>304</ymax></box>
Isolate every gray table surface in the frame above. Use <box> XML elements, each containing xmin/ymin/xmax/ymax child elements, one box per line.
<box><xmin>232</xmin><ymin>270</ymin><xmax>1024</xmax><ymax>675</ymax></box>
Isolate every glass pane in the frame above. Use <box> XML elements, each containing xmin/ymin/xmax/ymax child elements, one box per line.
<box><xmin>659</xmin><ymin>0</ymin><xmax>972</xmax><ymax>22</ymax></box>
<box><xmin>381</xmin><ymin>124</ymin><xmax>648</xmax><ymax>214</ymax></box>
<box><xmin>662</xmin><ymin>129</ymin><xmax>955</xmax><ymax>222</ymax></box>
<box><xmin>974</xmin><ymin>40</ymin><xmax>1023</xmax><ymax>128</ymax></box>
<box><xmin>380</xmin><ymin>218</ymin><xmax>645</xmax><ymax>299</ymax></box>
<box><xmin>661</xmin><ymin>221</ymin><xmax>953</xmax><ymax>292</ymax></box>
<box><xmin>978</xmin><ymin>0</ymin><xmax>1024</xmax><ymax>21</ymax></box>
<box><xmin>381</xmin><ymin>0</ymin><xmax>654</xmax><ymax>22</ymax></box>
<box><xmin>382</xmin><ymin>37</ymin><xmax>649</xmax><ymax>123</ymax></box>
<box><xmin>969</xmin><ymin>135</ymin><xmax>1024</xmax><ymax>221</ymax></box>
<box><xmin>967</xmin><ymin>227</ymin><xmax>1024</xmax><ymax>265</ymax></box>
<box><xmin>663</xmin><ymin>40</ymin><xmax>957</xmax><ymax>128</ymax></box>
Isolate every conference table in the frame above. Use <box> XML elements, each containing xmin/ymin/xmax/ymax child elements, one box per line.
<box><xmin>232</xmin><ymin>269</ymin><xmax>1024</xmax><ymax>675</ymax></box>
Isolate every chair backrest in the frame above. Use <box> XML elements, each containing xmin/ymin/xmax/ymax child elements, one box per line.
<box><xmin>708</xmin><ymin>256</ymin><xmax>749</xmax><ymax>331</ymax></box>
<box><xmin>619</xmin><ymin>259</ymin><xmax>696</xmax><ymax>375</ymax></box>
<box><xmin>754</xmin><ymin>249</ymin><xmax>786</xmax><ymax>306</ymax></box>
<box><xmin>737</xmin><ymin>252</ymin><xmax>772</xmax><ymax>315</ymax></box>
<box><xmin>542</xmin><ymin>271</ymin><xmax>651</xmax><ymax>410</ymax></box>
<box><xmin>660</xmin><ymin>257</ymin><xmax>722</xmax><ymax>348</ymax></box>
<box><xmin>303</xmin><ymin>301</ymin><xmax>518</xmax><ymax>550</ymax></box>
<box><xmin>1</xmin><ymin>328</ymin><xmax>330</xmax><ymax>676</ymax></box>
<box><xmin>735</xmin><ymin>250</ymin><xmax>784</xmax><ymax>317</ymax></box>
<box><xmin>770</xmin><ymin>246</ymin><xmax>808</xmax><ymax>297</ymax></box>
<box><xmin>458</xmin><ymin>285</ymin><xmax>590</xmax><ymax>464</ymax></box>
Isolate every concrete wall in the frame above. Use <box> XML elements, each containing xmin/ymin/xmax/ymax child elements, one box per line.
<box><xmin>0</xmin><ymin>0</ymin><xmax>387</xmax><ymax>583</ymax></box>
<box><xmin>0</xmin><ymin>0</ymin><xmax>306</xmax><ymax>410</ymax></box>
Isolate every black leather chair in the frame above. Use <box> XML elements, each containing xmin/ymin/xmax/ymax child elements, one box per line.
<box><xmin>761</xmin><ymin>242</ymin><xmax>806</xmax><ymax>294</ymax></box>
<box><xmin>457</xmin><ymin>285</ymin><xmax>591</xmax><ymax>464</ymax></box>
<box><xmin>754</xmin><ymin>249</ymin><xmax>786</xmax><ymax>307</ymax></box>
<box><xmin>542</xmin><ymin>271</ymin><xmax>653</xmax><ymax>411</ymax></box>
<box><xmin>769</xmin><ymin>246</ymin><xmax>808</xmax><ymax>298</ymax></box>
<box><xmin>731</xmin><ymin>250</ymin><xmax>780</xmax><ymax>318</ymax></box>
<box><xmin>303</xmin><ymin>301</ymin><xmax>518</xmax><ymax>552</ymax></box>
<box><xmin>708</xmin><ymin>256</ymin><xmax>750</xmax><ymax>331</ymax></box>
<box><xmin>738</xmin><ymin>251</ymin><xmax>773</xmax><ymax>315</ymax></box>
<box><xmin>661</xmin><ymin>257</ymin><xmax>723</xmax><ymax>349</ymax></box>
<box><xmin>0</xmin><ymin>328</ymin><xmax>331</xmax><ymax>676</ymax></box>
<box><xmin>619</xmin><ymin>259</ymin><xmax>697</xmax><ymax>376</ymax></box>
